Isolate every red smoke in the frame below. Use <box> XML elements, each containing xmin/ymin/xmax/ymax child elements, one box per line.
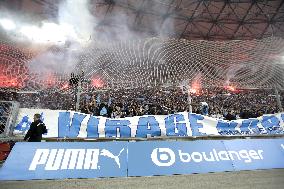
<box><xmin>225</xmin><ymin>85</ymin><xmax>238</xmax><ymax>92</ymax></box>
<box><xmin>0</xmin><ymin>44</ymin><xmax>30</xmax><ymax>89</ymax></box>
<box><xmin>60</xmin><ymin>82</ymin><xmax>69</xmax><ymax>91</ymax></box>
<box><xmin>190</xmin><ymin>74</ymin><xmax>202</xmax><ymax>95</ymax></box>
<box><xmin>43</xmin><ymin>73</ymin><xmax>57</xmax><ymax>88</ymax></box>
<box><xmin>0</xmin><ymin>64</ymin><xmax>25</xmax><ymax>88</ymax></box>
<box><xmin>0</xmin><ymin>74</ymin><xmax>23</xmax><ymax>88</ymax></box>
<box><xmin>91</xmin><ymin>77</ymin><xmax>104</xmax><ymax>88</ymax></box>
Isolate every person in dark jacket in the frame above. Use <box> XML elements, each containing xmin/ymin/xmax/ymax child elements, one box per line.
<box><xmin>224</xmin><ymin>110</ymin><xmax>237</xmax><ymax>121</ymax></box>
<box><xmin>24</xmin><ymin>113</ymin><xmax>47</xmax><ymax>142</ymax></box>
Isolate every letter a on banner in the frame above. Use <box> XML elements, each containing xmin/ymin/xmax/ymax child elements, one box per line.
<box><xmin>136</xmin><ymin>116</ymin><xmax>161</xmax><ymax>137</ymax></box>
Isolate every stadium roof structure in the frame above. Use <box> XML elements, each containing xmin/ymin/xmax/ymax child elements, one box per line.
<box><xmin>0</xmin><ymin>0</ymin><xmax>284</xmax><ymax>91</ymax></box>
<box><xmin>2</xmin><ymin>0</ymin><xmax>282</xmax><ymax>40</ymax></box>
<box><xmin>86</xmin><ymin>0</ymin><xmax>284</xmax><ymax>40</ymax></box>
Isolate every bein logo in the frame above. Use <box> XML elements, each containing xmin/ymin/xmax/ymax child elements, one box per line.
<box><xmin>29</xmin><ymin>148</ymin><xmax>124</xmax><ymax>171</ymax></box>
<box><xmin>151</xmin><ymin>147</ymin><xmax>265</xmax><ymax>167</ymax></box>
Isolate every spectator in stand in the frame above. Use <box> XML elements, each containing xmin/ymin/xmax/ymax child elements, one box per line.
<box><xmin>224</xmin><ymin>110</ymin><xmax>237</xmax><ymax>121</ymax></box>
<box><xmin>0</xmin><ymin>87</ymin><xmax>282</xmax><ymax>119</ymax></box>
<box><xmin>240</xmin><ymin>108</ymin><xmax>250</xmax><ymax>119</ymax></box>
<box><xmin>99</xmin><ymin>103</ymin><xmax>109</xmax><ymax>117</ymax></box>
<box><xmin>111</xmin><ymin>105</ymin><xmax>123</xmax><ymax>118</ymax></box>
<box><xmin>200</xmin><ymin>102</ymin><xmax>209</xmax><ymax>116</ymax></box>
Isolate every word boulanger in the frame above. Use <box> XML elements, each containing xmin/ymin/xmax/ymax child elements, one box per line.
<box><xmin>151</xmin><ymin>148</ymin><xmax>264</xmax><ymax>167</ymax></box>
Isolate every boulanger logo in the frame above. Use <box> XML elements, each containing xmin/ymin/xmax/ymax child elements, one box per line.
<box><xmin>29</xmin><ymin>148</ymin><xmax>124</xmax><ymax>170</ymax></box>
<box><xmin>151</xmin><ymin>148</ymin><xmax>264</xmax><ymax>167</ymax></box>
<box><xmin>151</xmin><ymin>148</ymin><xmax>175</xmax><ymax>166</ymax></box>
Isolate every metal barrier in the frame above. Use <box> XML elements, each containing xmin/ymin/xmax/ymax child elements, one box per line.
<box><xmin>0</xmin><ymin>101</ymin><xmax>19</xmax><ymax>138</ymax></box>
<box><xmin>0</xmin><ymin>134</ymin><xmax>283</xmax><ymax>143</ymax></box>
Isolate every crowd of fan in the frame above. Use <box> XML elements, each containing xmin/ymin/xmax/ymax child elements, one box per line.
<box><xmin>0</xmin><ymin>87</ymin><xmax>283</xmax><ymax>120</ymax></box>
<box><xmin>79</xmin><ymin>87</ymin><xmax>283</xmax><ymax>120</ymax></box>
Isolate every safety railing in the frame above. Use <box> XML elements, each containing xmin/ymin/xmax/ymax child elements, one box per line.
<box><xmin>0</xmin><ymin>101</ymin><xmax>19</xmax><ymax>138</ymax></box>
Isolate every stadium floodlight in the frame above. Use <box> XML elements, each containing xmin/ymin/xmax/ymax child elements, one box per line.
<box><xmin>0</xmin><ymin>18</ymin><xmax>16</xmax><ymax>30</ymax></box>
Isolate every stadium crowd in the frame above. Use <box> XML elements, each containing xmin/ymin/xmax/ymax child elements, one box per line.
<box><xmin>78</xmin><ymin>87</ymin><xmax>283</xmax><ymax>120</ymax></box>
<box><xmin>0</xmin><ymin>87</ymin><xmax>283</xmax><ymax>121</ymax></box>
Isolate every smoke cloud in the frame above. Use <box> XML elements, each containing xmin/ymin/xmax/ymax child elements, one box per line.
<box><xmin>0</xmin><ymin>0</ymin><xmax>178</xmax><ymax>90</ymax></box>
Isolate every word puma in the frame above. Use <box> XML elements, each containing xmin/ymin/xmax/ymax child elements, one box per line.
<box><xmin>29</xmin><ymin>148</ymin><xmax>124</xmax><ymax>170</ymax></box>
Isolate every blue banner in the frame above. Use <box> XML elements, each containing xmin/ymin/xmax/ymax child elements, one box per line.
<box><xmin>223</xmin><ymin>139</ymin><xmax>284</xmax><ymax>171</ymax></box>
<box><xmin>0</xmin><ymin>139</ymin><xmax>284</xmax><ymax>180</ymax></box>
<box><xmin>13</xmin><ymin>109</ymin><xmax>284</xmax><ymax>138</ymax></box>
<box><xmin>128</xmin><ymin>140</ymin><xmax>234</xmax><ymax>176</ymax></box>
<box><xmin>127</xmin><ymin>139</ymin><xmax>284</xmax><ymax>177</ymax></box>
<box><xmin>0</xmin><ymin>142</ymin><xmax>128</xmax><ymax>180</ymax></box>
